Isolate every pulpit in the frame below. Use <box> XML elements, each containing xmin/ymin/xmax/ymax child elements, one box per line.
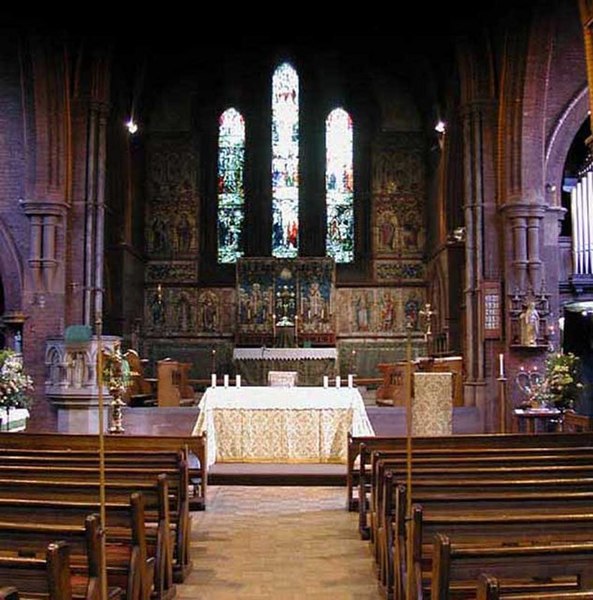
<box><xmin>377</xmin><ymin>356</ymin><xmax>464</xmax><ymax>407</ymax></box>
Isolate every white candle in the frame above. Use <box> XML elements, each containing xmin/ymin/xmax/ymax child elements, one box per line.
<box><xmin>348</xmin><ymin>374</ymin><xmax>354</xmax><ymax>388</ymax></box>
<box><xmin>498</xmin><ymin>353</ymin><xmax>505</xmax><ymax>378</ymax></box>
<box><xmin>211</xmin><ymin>373</ymin><xmax>216</xmax><ymax>388</ymax></box>
<box><xmin>335</xmin><ymin>375</ymin><xmax>341</xmax><ymax>388</ymax></box>
<box><xmin>224</xmin><ymin>374</ymin><xmax>229</xmax><ymax>387</ymax></box>
<box><xmin>323</xmin><ymin>375</ymin><xmax>329</xmax><ymax>388</ymax></box>
<box><xmin>236</xmin><ymin>374</ymin><xmax>241</xmax><ymax>388</ymax></box>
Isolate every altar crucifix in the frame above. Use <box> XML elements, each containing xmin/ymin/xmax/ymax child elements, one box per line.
<box><xmin>419</xmin><ymin>303</ymin><xmax>436</xmax><ymax>352</ymax></box>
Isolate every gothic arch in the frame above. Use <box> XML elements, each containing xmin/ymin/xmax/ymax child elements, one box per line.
<box><xmin>0</xmin><ymin>216</ymin><xmax>24</xmax><ymax>312</ymax></box>
<box><xmin>544</xmin><ymin>87</ymin><xmax>589</xmax><ymax>203</ymax></box>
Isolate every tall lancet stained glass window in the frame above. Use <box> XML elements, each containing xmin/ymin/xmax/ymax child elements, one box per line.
<box><xmin>272</xmin><ymin>63</ymin><xmax>299</xmax><ymax>258</ymax></box>
<box><xmin>217</xmin><ymin>108</ymin><xmax>245</xmax><ymax>263</ymax></box>
<box><xmin>326</xmin><ymin>108</ymin><xmax>354</xmax><ymax>263</ymax></box>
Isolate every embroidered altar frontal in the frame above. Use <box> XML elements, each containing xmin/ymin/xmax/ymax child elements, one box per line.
<box><xmin>194</xmin><ymin>386</ymin><xmax>375</xmax><ymax>466</ymax></box>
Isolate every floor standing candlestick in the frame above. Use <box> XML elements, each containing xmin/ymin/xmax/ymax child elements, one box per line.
<box><xmin>498</xmin><ymin>374</ymin><xmax>508</xmax><ymax>433</ymax></box>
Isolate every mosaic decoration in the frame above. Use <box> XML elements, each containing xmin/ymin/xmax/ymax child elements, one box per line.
<box><xmin>372</xmin><ymin>134</ymin><xmax>426</xmax><ymax>258</ymax></box>
<box><xmin>236</xmin><ymin>258</ymin><xmax>335</xmax><ymax>346</ymax></box>
<box><xmin>146</xmin><ymin>262</ymin><xmax>198</xmax><ymax>283</ymax></box>
<box><xmin>146</xmin><ymin>136</ymin><xmax>199</xmax><ymax>258</ymax></box>
<box><xmin>272</xmin><ymin>63</ymin><xmax>299</xmax><ymax>258</ymax></box>
<box><xmin>335</xmin><ymin>287</ymin><xmax>426</xmax><ymax>336</ymax></box>
<box><xmin>326</xmin><ymin>108</ymin><xmax>354</xmax><ymax>263</ymax></box>
<box><xmin>375</xmin><ymin>261</ymin><xmax>425</xmax><ymax>282</ymax></box>
<box><xmin>218</xmin><ymin>108</ymin><xmax>245</xmax><ymax>263</ymax></box>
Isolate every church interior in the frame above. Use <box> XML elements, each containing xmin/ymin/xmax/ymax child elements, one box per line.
<box><xmin>1</xmin><ymin>2</ymin><xmax>593</xmax><ymax>598</ymax></box>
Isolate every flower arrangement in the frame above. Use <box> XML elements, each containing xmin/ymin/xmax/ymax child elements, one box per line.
<box><xmin>0</xmin><ymin>349</ymin><xmax>34</xmax><ymax>410</ymax></box>
<box><xmin>541</xmin><ymin>352</ymin><xmax>583</xmax><ymax>410</ymax></box>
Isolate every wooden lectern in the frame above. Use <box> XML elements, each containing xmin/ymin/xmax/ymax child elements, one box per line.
<box><xmin>376</xmin><ymin>356</ymin><xmax>464</xmax><ymax>407</ymax></box>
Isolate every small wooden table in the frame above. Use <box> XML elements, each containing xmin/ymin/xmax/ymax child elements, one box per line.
<box><xmin>512</xmin><ymin>407</ymin><xmax>562</xmax><ymax>433</ymax></box>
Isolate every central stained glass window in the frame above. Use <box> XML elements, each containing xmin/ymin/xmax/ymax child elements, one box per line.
<box><xmin>271</xmin><ymin>62</ymin><xmax>299</xmax><ymax>258</ymax></box>
<box><xmin>326</xmin><ymin>108</ymin><xmax>354</xmax><ymax>263</ymax></box>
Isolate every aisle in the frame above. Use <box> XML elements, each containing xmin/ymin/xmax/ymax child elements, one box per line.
<box><xmin>178</xmin><ymin>485</ymin><xmax>383</xmax><ymax>599</ymax></box>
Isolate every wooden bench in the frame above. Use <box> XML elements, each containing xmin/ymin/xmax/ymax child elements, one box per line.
<box><xmin>431</xmin><ymin>534</ymin><xmax>593</xmax><ymax>600</ymax></box>
<box><xmin>0</xmin><ymin>433</ymin><xmax>207</xmax><ymax>512</ymax></box>
<box><xmin>409</xmin><ymin>505</ymin><xmax>593</xmax><ymax>600</ymax></box>
<box><xmin>347</xmin><ymin>432</ymin><xmax>593</xmax><ymax>512</ymax></box>
<box><xmin>0</xmin><ymin>515</ymin><xmax>120</xmax><ymax>600</ymax></box>
<box><xmin>0</xmin><ymin>495</ymin><xmax>154</xmax><ymax>600</ymax></box>
<box><xmin>477</xmin><ymin>574</ymin><xmax>593</xmax><ymax>600</ymax></box>
<box><xmin>0</xmin><ymin>458</ymin><xmax>189</xmax><ymax>586</ymax></box>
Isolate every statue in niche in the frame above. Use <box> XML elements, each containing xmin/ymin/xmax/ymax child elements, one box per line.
<box><xmin>305</xmin><ymin>281</ymin><xmax>325</xmax><ymax>321</ymax></box>
<box><xmin>151</xmin><ymin>216</ymin><xmax>168</xmax><ymax>254</ymax></box>
<box><xmin>520</xmin><ymin>301</ymin><xmax>540</xmax><ymax>346</ymax></box>
<box><xmin>248</xmin><ymin>283</ymin><xmax>268</xmax><ymax>324</ymax></box>
<box><xmin>68</xmin><ymin>352</ymin><xmax>86</xmax><ymax>388</ymax></box>
<box><xmin>200</xmin><ymin>292</ymin><xmax>219</xmax><ymax>332</ymax></box>
<box><xmin>150</xmin><ymin>287</ymin><xmax>165</xmax><ymax>327</ymax></box>
<box><xmin>381</xmin><ymin>292</ymin><xmax>396</xmax><ymax>331</ymax></box>
<box><xmin>175</xmin><ymin>213</ymin><xmax>192</xmax><ymax>253</ymax></box>
<box><xmin>405</xmin><ymin>298</ymin><xmax>420</xmax><ymax>330</ymax></box>
<box><xmin>354</xmin><ymin>293</ymin><xmax>371</xmax><ymax>332</ymax></box>
<box><xmin>176</xmin><ymin>293</ymin><xmax>192</xmax><ymax>332</ymax></box>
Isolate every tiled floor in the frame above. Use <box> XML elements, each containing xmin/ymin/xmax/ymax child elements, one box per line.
<box><xmin>180</xmin><ymin>485</ymin><xmax>383</xmax><ymax>599</ymax></box>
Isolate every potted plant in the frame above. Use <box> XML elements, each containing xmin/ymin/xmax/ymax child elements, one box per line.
<box><xmin>542</xmin><ymin>352</ymin><xmax>583</xmax><ymax>410</ymax></box>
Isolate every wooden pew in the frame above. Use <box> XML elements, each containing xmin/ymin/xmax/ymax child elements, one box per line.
<box><xmin>477</xmin><ymin>574</ymin><xmax>593</xmax><ymax>600</ymax></box>
<box><xmin>0</xmin><ymin>458</ymin><xmax>189</xmax><ymax>585</ymax></box>
<box><xmin>0</xmin><ymin>477</ymin><xmax>172</xmax><ymax>598</ymax></box>
<box><xmin>0</xmin><ymin>432</ymin><xmax>207</xmax><ymax>512</ymax></box>
<box><xmin>431</xmin><ymin>534</ymin><xmax>593</xmax><ymax>600</ymax></box>
<box><xmin>409</xmin><ymin>505</ymin><xmax>593</xmax><ymax>600</ymax></box>
<box><xmin>124</xmin><ymin>350</ymin><xmax>156</xmax><ymax>407</ymax></box>
<box><xmin>347</xmin><ymin>432</ymin><xmax>593</xmax><ymax>512</ymax></box>
<box><xmin>0</xmin><ymin>495</ymin><xmax>153</xmax><ymax>600</ymax></box>
<box><xmin>157</xmin><ymin>360</ymin><xmax>195</xmax><ymax>407</ymax></box>
<box><xmin>363</xmin><ymin>446</ymin><xmax>593</xmax><ymax>540</ymax></box>
<box><xmin>0</xmin><ymin>515</ymin><xmax>120</xmax><ymax>600</ymax></box>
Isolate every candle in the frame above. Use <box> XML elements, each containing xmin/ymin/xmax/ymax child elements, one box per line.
<box><xmin>498</xmin><ymin>353</ymin><xmax>505</xmax><ymax>378</ymax></box>
<box><xmin>224</xmin><ymin>374</ymin><xmax>229</xmax><ymax>387</ymax></box>
<box><xmin>348</xmin><ymin>374</ymin><xmax>354</xmax><ymax>388</ymax></box>
<box><xmin>272</xmin><ymin>314</ymin><xmax>276</xmax><ymax>338</ymax></box>
<box><xmin>236</xmin><ymin>374</ymin><xmax>241</xmax><ymax>388</ymax></box>
<box><xmin>211</xmin><ymin>373</ymin><xmax>216</xmax><ymax>388</ymax></box>
<box><xmin>335</xmin><ymin>375</ymin><xmax>341</xmax><ymax>388</ymax></box>
<box><xmin>323</xmin><ymin>375</ymin><xmax>329</xmax><ymax>388</ymax></box>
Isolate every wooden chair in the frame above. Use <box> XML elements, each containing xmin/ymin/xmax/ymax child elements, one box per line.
<box><xmin>124</xmin><ymin>350</ymin><xmax>156</xmax><ymax>406</ymax></box>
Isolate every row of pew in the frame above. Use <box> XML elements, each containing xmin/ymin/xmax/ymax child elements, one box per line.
<box><xmin>347</xmin><ymin>432</ymin><xmax>593</xmax><ymax>599</ymax></box>
<box><xmin>0</xmin><ymin>432</ymin><xmax>208</xmax><ymax>599</ymax></box>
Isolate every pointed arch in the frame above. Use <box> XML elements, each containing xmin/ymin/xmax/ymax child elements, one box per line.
<box><xmin>217</xmin><ymin>107</ymin><xmax>245</xmax><ymax>263</ymax></box>
<box><xmin>326</xmin><ymin>107</ymin><xmax>354</xmax><ymax>263</ymax></box>
<box><xmin>271</xmin><ymin>62</ymin><xmax>299</xmax><ymax>258</ymax></box>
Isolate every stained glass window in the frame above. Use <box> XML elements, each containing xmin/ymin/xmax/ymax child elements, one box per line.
<box><xmin>326</xmin><ymin>108</ymin><xmax>354</xmax><ymax>263</ymax></box>
<box><xmin>272</xmin><ymin>63</ymin><xmax>299</xmax><ymax>258</ymax></box>
<box><xmin>217</xmin><ymin>108</ymin><xmax>245</xmax><ymax>263</ymax></box>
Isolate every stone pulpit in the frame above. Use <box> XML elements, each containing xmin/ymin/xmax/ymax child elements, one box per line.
<box><xmin>45</xmin><ymin>329</ymin><xmax>122</xmax><ymax>432</ymax></box>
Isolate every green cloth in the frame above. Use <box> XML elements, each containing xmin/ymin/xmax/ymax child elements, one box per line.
<box><xmin>64</xmin><ymin>325</ymin><xmax>93</xmax><ymax>343</ymax></box>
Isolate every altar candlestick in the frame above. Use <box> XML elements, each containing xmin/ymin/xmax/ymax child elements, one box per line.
<box><xmin>236</xmin><ymin>375</ymin><xmax>241</xmax><ymax>388</ymax></box>
<box><xmin>224</xmin><ymin>374</ymin><xmax>229</xmax><ymax>387</ymax></box>
<box><xmin>272</xmin><ymin>314</ymin><xmax>276</xmax><ymax>339</ymax></box>
<box><xmin>211</xmin><ymin>349</ymin><xmax>216</xmax><ymax>374</ymax></box>
<box><xmin>498</xmin><ymin>353</ymin><xmax>505</xmax><ymax>378</ymax></box>
<box><xmin>295</xmin><ymin>314</ymin><xmax>298</xmax><ymax>346</ymax></box>
<box><xmin>323</xmin><ymin>375</ymin><xmax>329</xmax><ymax>388</ymax></box>
<box><xmin>211</xmin><ymin>373</ymin><xmax>216</xmax><ymax>388</ymax></box>
<box><xmin>335</xmin><ymin>375</ymin><xmax>341</xmax><ymax>388</ymax></box>
<box><xmin>348</xmin><ymin>374</ymin><xmax>354</xmax><ymax>388</ymax></box>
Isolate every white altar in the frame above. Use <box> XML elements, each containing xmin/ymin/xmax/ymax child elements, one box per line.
<box><xmin>193</xmin><ymin>385</ymin><xmax>374</xmax><ymax>467</ymax></box>
<box><xmin>233</xmin><ymin>347</ymin><xmax>338</xmax><ymax>386</ymax></box>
